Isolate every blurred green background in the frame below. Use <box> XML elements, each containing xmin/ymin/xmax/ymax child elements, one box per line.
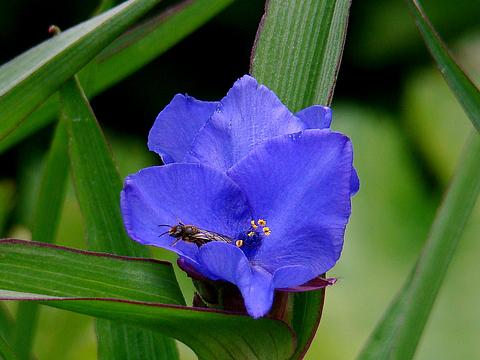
<box><xmin>0</xmin><ymin>0</ymin><xmax>479</xmax><ymax>359</ymax></box>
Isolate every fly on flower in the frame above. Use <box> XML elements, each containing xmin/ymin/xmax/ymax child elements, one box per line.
<box><xmin>160</xmin><ymin>222</ymin><xmax>234</xmax><ymax>247</ymax></box>
<box><xmin>121</xmin><ymin>75</ymin><xmax>359</xmax><ymax>318</ymax></box>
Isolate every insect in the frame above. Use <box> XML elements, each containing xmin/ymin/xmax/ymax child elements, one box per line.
<box><xmin>159</xmin><ymin>221</ymin><xmax>235</xmax><ymax>247</ymax></box>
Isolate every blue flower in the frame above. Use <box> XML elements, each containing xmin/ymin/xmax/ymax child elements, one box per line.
<box><xmin>121</xmin><ymin>75</ymin><xmax>358</xmax><ymax>318</ymax></box>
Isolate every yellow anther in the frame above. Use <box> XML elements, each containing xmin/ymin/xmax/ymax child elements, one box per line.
<box><xmin>247</xmin><ymin>231</ymin><xmax>255</xmax><ymax>237</ymax></box>
<box><xmin>258</xmin><ymin>219</ymin><xmax>266</xmax><ymax>226</ymax></box>
<box><xmin>263</xmin><ymin>227</ymin><xmax>271</xmax><ymax>236</ymax></box>
<box><xmin>250</xmin><ymin>220</ymin><xmax>258</xmax><ymax>229</ymax></box>
<box><xmin>235</xmin><ymin>239</ymin><xmax>244</xmax><ymax>247</ymax></box>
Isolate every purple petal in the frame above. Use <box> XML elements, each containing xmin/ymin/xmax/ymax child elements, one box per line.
<box><xmin>295</xmin><ymin>105</ymin><xmax>360</xmax><ymax>195</ymax></box>
<box><xmin>121</xmin><ymin>164</ymin><xmax>251</xmax><ymax>263</ymax></box>
<box><xmin>277</xmin><ymin>276</ymin><xmax>337</xmax><ymax>293</ymax></box>
<box><xmin>295</xmin><ymin>105</ymin><xmax>332</xmax><ymax>129</ymax></box>
<box><xmin>244</xmin><ymin>267</ymin><xmax>275</xmax><ymax>318</ymax></box>
<box><xmin>272</xmin><ymin>265</ymin><xmax>316</xmax><ymax>288</ymax></box>
<box><xmin>148</xmin><ymin>94</ymin><xmax>218</xmax><ymax>163</ymax></box>
<box><xmin>227</xmin><ymin>129</ymin><xmax>353</xmax><ymax>278</ymax></box>
<box><xmin>177</xmin><ymin>257</ymin><xmax>208</xmax><ymax>281</ymax></box>
<box><xmin>185</xmin><ymin>75</ymin><xmax>305</xmax><ymax>170</ymax></box>
<box><xmin>198</xmin><ymin>242</ymin><xmax>275</xmax><ymax>318</ymax></box>
<box><xmin>351</xmin><ymin>168</ymin><xmax>360</xmax><ymax>195</ymax></box>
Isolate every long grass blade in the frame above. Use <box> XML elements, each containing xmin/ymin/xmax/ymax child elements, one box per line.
<box><xmin>12</xmin><ymin>121</ymin><xmax>69</xmax><ymax>360</ymax></box>
<box><xmin>251</xmin><ymin>0</ymin><xmax>351</xmax><ymax>111</ymax></box>
<box><xmin>0</xmin><ymin>0</ymin><xmax>161</xmax><ymax>141</ymax></box>
<box><xmin>0</xmin><ymin>0</ymin><xmax>233</xmax><ymax>154</ymax></box>
<box><xmin>358</xmin><ymin>132</ymin><xmax>480</xmax><ymax>359</ymax></box>
<box><xmin>59</xmin><ymin>77</ymin><xmax>183</xmax><ymax>359</ymax></box>
<box><xmin>407</xmin><ymin>0</ymin><xmax>480</xmax><ymax>132</ymax></box>
<box><xmin>0</xmin><ymin>239</ymin><xmax>295</xmax><ymax>360</ymax></box>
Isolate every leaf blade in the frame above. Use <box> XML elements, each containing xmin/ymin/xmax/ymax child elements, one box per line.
<box><xmin>358</xmin><ymin>132</ymin><xmax>480</xmax><ymax>360</ymax></box>
<box><xmin>85</xmin><ymin>0</ymin><xmax>234</xmax><ymax>95</ymax></box>
<box><xmin>12</xmin><ymin>121</ymin><xmax>70</xmax><ymax>360</ymax></box>
<box><xmin>0</xmin><ymin>239</ymin><xmax>295</xmax><ymax>360</ymax></box>
<box><xmin>0</xmin><ymin>0</ymin><xmax>233</xmax><ymax>154</ymax></box>
<box><xmin>0</xmin><ymin>305</ymin><xmax>13</xmax><ymax>344</ymax></box>
<box><xmin>0</xmin><ymin>0</ymin><xmax>161</xmax><ymax>141</ymax></box>
<box><xmin>60</xmin><ymin>77</ymin><xmax>146</xmax><ymax>256</ymax></box>
<box><xmin>407</xmin><ymin>0</ymin><xmax>480</xmax><ymax>132</ymax></box>
<box><xmin>289</xmin><ymin>290</ymin><xmax>325</xmax><ymax>359</ymax></box>
<box><xmin>59</xmin><ymin>76</ymin><xmax>183</xmax><ymax>358</ymax></box>
<box><xmin>0</xmin><ymin>239</ymin><xmax>184</xmax><ymax>303</ymax></box>
<box><xmin>250</xmin><ymin>0</ymin><xmax>351</xmax><ymax>111</ymax></box>
<box><xmin>0</xmin><ymin>334</ymin><xmax>17</xmax><ymax>360</ymax></box>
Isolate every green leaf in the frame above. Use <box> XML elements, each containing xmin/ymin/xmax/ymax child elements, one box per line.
<box><xmin>59</xmin><ymin>76</ymin><xmax>182</xmax><ymax>358</ymax></box>
<box><xmin>0</xmin><ymin>239</ymin><xmax>184</xmax><ymax>303</ymax></box>
<box><xmin>357</xmin><ymin>2</ymin><xmax>480</xmax><ymax>358</ymax></box>
<box><xmin>250</xmin><ymin>1</ymin><xmax>351</xmax><ymax>358</ymax></box>
<box><xmin>357</xmin><ymin>132</ymin><xmax>480</xmax><ymax>360</ymax></box>
<box><xmin>0</xmin><ymin>239</ymin><xmax>295</xmax><ymax>360</ymax></box>
<box><xmin>12</xmin><ymin>121</ymin><xmax>70</xmax><ymax>360</ymax></box>
<box><xmin>83</xmin><ymin>0</ymin><xmax>234</xmax><ymax>96</ymax></box>
<box><xmin>0</xmin><ymin>182</ymin><xmax>15</xmax><ymax>349</ymax></box>
<box><xmin>31</xmin><ymin>121</ymin><xmax>70</xmax><ymax>246</ymax></box>
<box><xmin>250</xmin><ymin>0</ymin><xmax>351</xmax><ymax>111</ymax></box>
<box><xmin>59</xmin><ymin>77</ymin><xmax>148</xmax><ymax>257</ymax></box>
<box><xmin>0</xmin><ymin>334</ymin><xmax>17</xmax><ymax>360</ymax></box>
<box><xmin>0</xmin><ymin>0</ymin><xmax>161</xmax><ymax>141</ymax></box>
<box><xmin>407</xmin><ymin>0</ymin><xmax>480</xmax><ymax>132</ymax></box>
<box><xmin>0</xmin><ymin>0</ymin><xmax>233</xmax><ymax>154</ymax></box>
<box><xmin>0</xmin><ymin>305</ymin><xmax>13</xmax><ymax>344</ymax></box>
<box><xmin>289</xmin><ymin>291</ymin><xmax>325</xmax><ymax>359</ymax></box>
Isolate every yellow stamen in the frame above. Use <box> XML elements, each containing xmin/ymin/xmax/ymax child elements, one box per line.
<box><xmin>258</xmin><ymin>219</ymin><xmax>266</xmax><ymax>226</ymax></box>
<box><xmin>235</xmin><ymin>239</ymin><xmax>244</xmax><ymax>247</ymax></box>
<box><xmin>250</xmin><ymin>220</ymin><xmax>258</xmax><ymax>229</ymax></box>
<box><xmin>263</xmin><ymin>227</ymin><xmax>271</xmax><ymax>236</ymax></box>
<box><xmin>247</xmin><ymin>231</ymin><xmax>255</xmax><ymax>237</ymax></box>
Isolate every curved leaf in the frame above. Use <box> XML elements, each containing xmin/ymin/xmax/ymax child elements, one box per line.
<box><xmin>289</xmin><ymin>291</ymin><xmax>325</xmax><ymax>359</ymax></box>
<box><xmin>0</xmin><ymin>239</ymin><xmax>184</xmax><ymax>303</ymax></box>
<box><xmin>407</xmin><ymin>0</ymin><xmax>480</xmax><ymax>132</ymax></box>
<box><xmin>0</xmin><ymin>0</ymin><xmax>161</xmax><ymax>141</ymax></box>
<box><xmin>13</xmin><ymin>121</ymin><xmax>69</xmax><ymax>360</ymax></box>
<box><xmin>59</xmin><ymin>75</ymin><xmax>183</xmax><ymax>358</ymax></box>
<box><xmin>60</xmin><ymin>76</ymin><xmax>146</xmax><ymax>256</ymax></box>
<box><xmin>63</xmin><ymin>59</ymin><xmax>180</xmax><ymax>357</ymax></box>
<box><xmin>86</xmin><ymin>0</ymin><xmax>234</xmax><ymax>95</ymax></box>
<box><xmin>358</xmin><ymin>133</ymin><xmax>480</xmax><ymax>360</ymax></box>
<box><xmin>0</xmin><ymin>0</ymin><xmax>233</xmax><ymax>154</ymax></box>
<box><xmin>357</xmin><ymin>2</ymin><xmax>480</xmax><ymax>358</ymax></box>
<box><xmin>0</xmin><ymin>239</ymin><xmax>296</xmax><ymax>360</ymax></box>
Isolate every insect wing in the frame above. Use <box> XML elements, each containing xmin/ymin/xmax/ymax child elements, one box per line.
<box><xmin>191</xmin><ymin>230</ymin><xmax>233</xmax><ymax>243</ymax></box>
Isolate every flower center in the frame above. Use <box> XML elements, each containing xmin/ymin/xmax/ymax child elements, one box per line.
<box><xmin>235</xmin><ymin>219</ymin><xmax>271</xmax><ymax>258</ymax></box>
